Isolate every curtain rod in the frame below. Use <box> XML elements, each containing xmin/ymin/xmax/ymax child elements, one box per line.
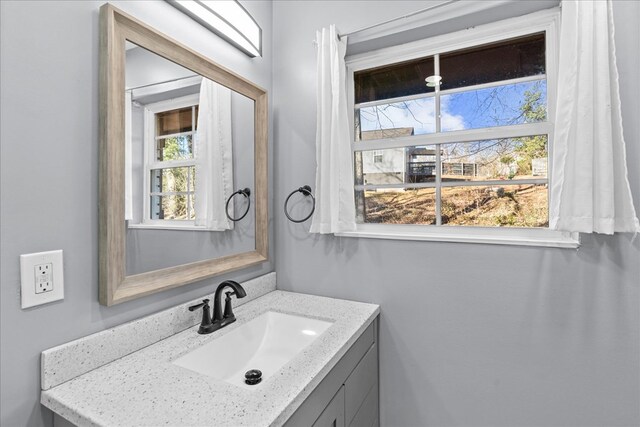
<box><xmin>126</xmin><ymin>74</ymin><xmax>200</xmax><ymax>92</ymax></box>
<box><xmin>337</xmin><ymin>0</ymin><xmax>460</xmax><ymax>40</ymax></box>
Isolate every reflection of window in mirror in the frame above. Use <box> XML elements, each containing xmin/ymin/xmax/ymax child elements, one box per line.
<box><xmin>125</xmin><ymin>43</ymin><xmax>238</xmax><ymax>232</ymax></box>
<box><xmin>125</xmin><ymin>74</ymin><xmax>235</xmax><ymax>232</ymax></box>
<box><xmin>144</xmin><ymin>95</ymin><xmax>199</xmax><ymax>224</ymax></box>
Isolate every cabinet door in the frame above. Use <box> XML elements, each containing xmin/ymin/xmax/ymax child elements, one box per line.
<box><xmin>313</xmin><ymin>386</ymin><xmax>345</xmax><ymax>427</ymax></box>
<box><xmin>344</xmin><ymin>344</ymin><xmax>378</xmax><ymax>425</ymax></box>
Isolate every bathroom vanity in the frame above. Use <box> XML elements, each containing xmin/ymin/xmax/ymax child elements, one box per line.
<box><xmin>41</xmin><ymin>274</ymin><xmax>379</xmax><ymax>426</ymax></box>
<box><xmin>284</xmin><ymin>312</ymin><xmax>379</xmax><ymax>427</ymax></box>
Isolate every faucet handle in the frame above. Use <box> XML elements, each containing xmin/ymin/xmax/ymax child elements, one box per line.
<box><xmin>188</xmin><ymin>299</ymin><xmax>215</xmax><ymax>334</ymax></box>
<box><xmin>212</xmin><ymin>280</ymin><xmax>246</xmax><ymax>324</ymax></box>
<box><xmin>223</xmin><ymin>292</ymin><xmax>237</xmax><ymax>319</ymax></box>
<box><xmin>188</xmin><ymin>299</ymin><xmax>209</xmax><ymax>312</ymax></box>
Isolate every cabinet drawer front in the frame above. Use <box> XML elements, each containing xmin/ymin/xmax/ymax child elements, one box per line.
<box><xmin>313</xmin><ymin>386</ymin><xmax>345</xmax><ymax>427</ymax></box>
<box><xmin>345</xmin><ymin>343</ymin><xmax>378</xmax><ymax>425</ymax></box>
<box><xmin>348</xmin><ymin>382</ymin><xmax>378</xmax><ymax>427</ymax></box>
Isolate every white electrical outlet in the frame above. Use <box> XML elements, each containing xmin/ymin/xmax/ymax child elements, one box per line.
<box><xmin>35</xmin><ymin>262</ymin><xmax>54</xmax><ymax>293</ymax></box>
<box><xmin>20</xmin><ymin>250</ymin><xmax>64</xmax><ymax>308</ymax></box>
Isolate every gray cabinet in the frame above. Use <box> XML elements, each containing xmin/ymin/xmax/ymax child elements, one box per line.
<box><xmin>285</xmin><ymin>317</ymin><xmax>379</xmax><ymax>427</ymax></box>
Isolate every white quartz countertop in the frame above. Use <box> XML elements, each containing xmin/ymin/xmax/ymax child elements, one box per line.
<box><xmin>41</xmin><ymin>291</ymin><xmax>379</xmax><ymax>426</ymax></box>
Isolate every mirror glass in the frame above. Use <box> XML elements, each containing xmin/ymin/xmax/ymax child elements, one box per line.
<box><xmin>124</xmin><ymin>42</ymin><xmax>255</xmax><ymax>275</ymax></box>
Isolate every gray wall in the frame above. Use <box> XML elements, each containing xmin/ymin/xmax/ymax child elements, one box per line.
<box><xmin>0</xmin><ymin>1</ymin><xmax>273</xmax><ymax>426</ymax></box>
<box><xmin>273</xmin><ymin>1</ymin><xmax>640</xmax><ymax>427</ymax></box>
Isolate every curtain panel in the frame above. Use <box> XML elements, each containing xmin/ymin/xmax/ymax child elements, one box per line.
<box><xmin>310</xmin><ymin>25</ymin><xmax>357</xmax><ymax>234</ymax></box>
<box><xmin>550</xmin><ymin>0</ymin><xmax>639</xmax><ymax>234</ymax></box>
<box><xmin>195</xmin><ymin>78</ymin><xmax>234</xmax><ymax>230</ymax></box>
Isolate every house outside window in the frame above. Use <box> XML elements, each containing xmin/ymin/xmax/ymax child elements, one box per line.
<box><xmin>143</xmin><ymin>94</ymin><xmax>199</xmax><ymax>225</ymax></box>
<box><xmin>344</xmin><ymin>9</ymin><xmax>578</xmax><ymax>247</ymax></box>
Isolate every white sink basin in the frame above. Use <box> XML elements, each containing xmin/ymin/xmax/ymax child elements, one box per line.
<box><xmin>172</xmin><ymin>311</ymin><xmax>333</xmax><ymax>389</ymax></box>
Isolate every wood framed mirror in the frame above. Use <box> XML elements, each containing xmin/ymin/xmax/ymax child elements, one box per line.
<box><xmin>99</xmin><ymin>4</ymin><xmax>268</xmax><ymax>306</ymax></box>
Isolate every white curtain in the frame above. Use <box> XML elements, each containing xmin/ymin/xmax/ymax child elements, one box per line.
<box><xmin>124</xmin><ymin>90</ymin><xmax>133</xmax><ymax>221</ymax></box>
<box><xmin>550</xmin><ymin>0</ymin><xmax>639</xmax><ymax>234</ymax></box>
<box><xmin>310</xmin><ymin>25</ymin><xmax>357</xmax><ymax>234</ymax></box>
<box><xmin>195</xmin><ymin>78</ymin><xmax>234</xmax><ymax>230</ymax></box>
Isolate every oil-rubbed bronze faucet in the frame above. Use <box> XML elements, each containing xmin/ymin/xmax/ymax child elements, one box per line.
<box><xmin>188</xmin><ymin>280</ymin><xmax>247</xmax><ymax>335</ymax></box>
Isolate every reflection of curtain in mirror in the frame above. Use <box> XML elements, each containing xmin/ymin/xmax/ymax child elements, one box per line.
<box><xmin>195</xmin><ymin>78</ymin><xmax>234</xmax><ymax>230</ymax></box>
<box><xmin>124</xmin><ymin>90</ymin><xmax>133</xmax><ymax>220</ymax></box>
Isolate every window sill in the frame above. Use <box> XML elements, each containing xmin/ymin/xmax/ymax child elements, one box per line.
<box><xmin>336</xmin><ymin>224</ymin><xmax>579</xmax><ymax>248</ymax></box>
<box><xmin>127</xmin><ymin>223</ymin><xmax>209</xmax><ymax>232</ymax></box>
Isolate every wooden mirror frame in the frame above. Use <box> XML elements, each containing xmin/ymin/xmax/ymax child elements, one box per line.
<box><xmin>99</xmin><ymin>4</ymin><xmax>268</xmax><ymax>306</ymax></box>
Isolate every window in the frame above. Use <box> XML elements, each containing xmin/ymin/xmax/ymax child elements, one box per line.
<box><xmin>345</xmin><ymin>9</ymin><xmax>578</xmax><ymax>247</ymax></box>
<box><xmin>143</xmin><ymin>94</ymin><xmax>199</xmax><ymax>225</ymax></box>
<box><xmin>373</xmin><ymin>150</ymin><xmax>384</xmax><ymax>164</ymax></box>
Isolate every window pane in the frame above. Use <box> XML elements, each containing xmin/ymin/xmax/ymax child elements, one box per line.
<box><xmin>440</xmin><ymin>136</ymin><xmax>548</xmax><ymax>181</ymax></box>
<box><xmin>355</xmin><ymin>56</ymin><xmax>435</xmax><ymax>104</ymax></box>
<box><xmin>359</xmin><ymin>188</ymin><xmax>436</xmax><ymax>225</ymax></box>
<box><xmin>439</xmin><ymin>33</ymin><xmax>545</xmax><ymax>91</ymax></box>
<box><xmin>150</xmin><ymin>167</ymin><xmax>195</xmax><ymax>193</ymax></box>
<box><xmin>441</xmin><ymin>79</ymin><xmax>546</xmax><ymax>131</ymax></box>
<box><xmin>156</xmin><ymin>135</ymin><xmax>194</xmax><ymax>161</ymax></box>
<box><xmin>355</xmin><ymin>145</ymin><xmax>438</xmax><ymax>185</ymax></box>
<box><xmin>356</xmin><ymin>136</ymin><xmax>547</xmax><ymax>186</ymax></box>
<box><xmin>150</xmin><ymin>195</ymin><xmax>189</xmax><ymax>220</ymax></box>
<box><xmin>441</xmin><ymin>184</ymin><xmax>548</xmax><ymax>227</ymax></box>
<box><xmin>156</xmin><ymin>106</ymin><xmax>193</xmax><ymax>136</ymax></box>
<box><xmin>357</xmin><ymin>97</ymin><xmax>436</xmax><ymax>140</ymax></box>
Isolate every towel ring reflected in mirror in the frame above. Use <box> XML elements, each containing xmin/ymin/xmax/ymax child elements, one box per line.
<box><xmin>284</xmin><ymin>185</ymin><xmax>315</xmax><ymax>223</ymax></box>
<box><xmin>226</xmin><ymin>188</ymin><xmax>251</xmax><ymax>222</ymax></box>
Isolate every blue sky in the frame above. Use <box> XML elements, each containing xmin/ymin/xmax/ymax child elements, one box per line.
<box><xmin>359</xmin><ymin>79</ymin><xmax>547</xmax><ymax>135</ymax></box>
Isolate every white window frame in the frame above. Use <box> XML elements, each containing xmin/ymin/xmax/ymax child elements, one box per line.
<box><xmin>340</xmin><ymin>8</ymin><xmax>579</xmax><ymax>248</ymax></box>
<box><xmin>137</xmin><ymin>93</ymin><xmax>201</xmax><ymax>230</ymax></box>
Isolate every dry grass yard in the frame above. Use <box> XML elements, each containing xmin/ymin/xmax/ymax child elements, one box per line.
<box><xmin>363</xmin><ymin>184</ymin><xmax>548</xmax><ymax>227</ymax></box>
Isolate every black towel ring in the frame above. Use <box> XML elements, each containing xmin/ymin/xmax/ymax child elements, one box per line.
<box><xmin>284</xmin><ymin>185</ymin><xmax>315</xmax><ymax>223</ymax></box>
<box><xmin>225</xmin><ymin>188</ymin><xmax>251</xmax><ymax>222</ymax></box>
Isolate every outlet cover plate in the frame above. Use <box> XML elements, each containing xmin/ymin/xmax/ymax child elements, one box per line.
<box><xmin>20</xmin><ymin>250</ymin><xmax>64</xmax><ymax>308</ymax></box>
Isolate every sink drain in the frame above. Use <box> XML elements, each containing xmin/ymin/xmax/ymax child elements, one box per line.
<box><xmin>245</xmin><ymin>369</ymin><xmax>262</xmax><ymax>385</ymax></box>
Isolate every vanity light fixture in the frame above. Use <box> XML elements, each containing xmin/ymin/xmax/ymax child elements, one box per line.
<box><xmin>166</xmin><ymin>0</ymin><xmax>262</xmax><ymax>57</ymax></box>
<box><xmin>425</xmin><ymin>75</ymin><xmax>442</xmax><ymax>87</ymax></box>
